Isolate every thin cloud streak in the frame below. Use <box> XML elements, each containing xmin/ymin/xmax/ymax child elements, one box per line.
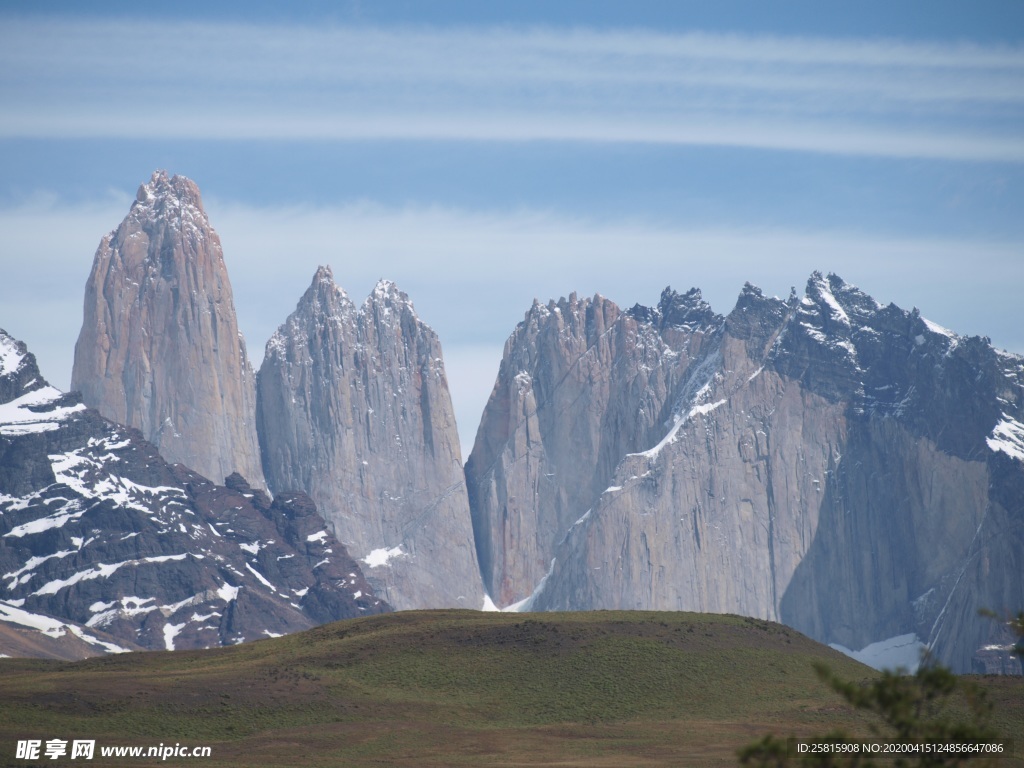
<box><xmin>2</xmin><ymin>19</ymin><xmax>1022</xmax><ymax>160</ymax></box>
<box><xmin>6</xmin><ymin>112</ymin><xmax>1023</xmax><ymax>163</ymax></box>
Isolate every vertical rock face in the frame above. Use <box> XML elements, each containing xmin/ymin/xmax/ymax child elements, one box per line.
<box><xmin>471</xmin><ymin>273</ymin><xmax>1024</xmax><ymax>673</ymax></box>
<box><xmin>71</xmin><ymin>170</ymin><xmax>264</xmax><ymax>488</ymax></box>
<box><xmin>256</xmin><ymin>266</ymin><xmax>484</xmax><ymax>610</ymax></box>
<box><xmin>465</xmin><ymin>289</ymin><xmax>721</xmax><ymax>606</ymax></box>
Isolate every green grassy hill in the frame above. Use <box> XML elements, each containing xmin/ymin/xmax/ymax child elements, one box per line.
<box><xmin>1</xmin><ymin>610</ymin><xmax>1020</xmax><ymax>767</ymax></box>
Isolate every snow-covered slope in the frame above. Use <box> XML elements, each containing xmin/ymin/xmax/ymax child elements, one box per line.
<box><xmin>1</xmin><ymin>329</ymin><xmax>388</xmax><ymax>654</ymax></box>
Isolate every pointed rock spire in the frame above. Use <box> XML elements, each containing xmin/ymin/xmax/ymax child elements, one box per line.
<box><xmin>70</xmin><ymin>171</ymin><xmax>265</xmax><ymax>487</ymax></box>
<box><xmin>256</xmin><ymin>267</ymin><xmax>484</xmax><ymax>610</ymax></box>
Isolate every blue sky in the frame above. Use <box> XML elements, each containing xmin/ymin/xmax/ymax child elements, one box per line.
<box><xmin>1</xmin><ymin>2</ymin><xmax>1022</xmax><ymax>454</ymax></box>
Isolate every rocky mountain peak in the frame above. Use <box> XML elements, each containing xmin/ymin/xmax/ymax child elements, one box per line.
<box><xmin>0</xmin><ymin>329</ymin><xmax>47</xmax><ymax>405</ymax></box>
<box><xmin>301</xmin><ymin>264</ymin><xmax>353</xmax><ymax>313</ymax></box>
<box><xmin>364</xmin><ymin>278</ymin><xmax>414</xmax><ymax>314</ymax></box>
<box><xmin>467</xmin><ymin>285</ymin><xmax>723</xmax><ymax>606</ymax></box>
<box><xmin>658</xmin><ymin>286</ymin><xmax>721</xmax><ymax>330</ymax></box>
<box><xmin>71</xmin><ymin>171</ymin><xmax>265</xmax><ymax>488</ymax></box>
<box><xmin>129</xmin><ymin>170</ymin><xmax>208</xmax><ymax>240</ymax></box>
<box><xmin>723</xmin><ymin>282</ymin><xmax>789</xmax><ymax>351</ymax></box>
<box><xmin>1</xmin><ymin>330</ymin><xmax>87</xmax><ymax>459</ymax></box>
<box><xmin>257</xmin><ymin>268</ymin><xmax>484</xmax><ymax>610</ymax></box>
<box><xmin>134</xmin><ymin>168</ymin><xmax>202</xmax><ymax>207</ymax></box>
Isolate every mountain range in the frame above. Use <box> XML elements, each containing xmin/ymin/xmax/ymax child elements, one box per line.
<box><xmin>2</xmin><ymin>171</ymin><xmax>1021</xmax><ymax>674</ymax></box>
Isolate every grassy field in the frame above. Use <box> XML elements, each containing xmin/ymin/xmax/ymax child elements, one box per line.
<box><xmin>0</xmin><ymin>610</ymin><xmax>1020</xmax><ymax>767</ymax></box>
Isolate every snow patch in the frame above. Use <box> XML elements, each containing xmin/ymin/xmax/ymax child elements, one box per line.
<box><xmin>503</xmin><ymin>558</ymin><xmax>557</xmax><ymax>613</ymax></box>
<box><xmin>0</xmin><ymin>386</ymin><xmax>86</xmax><ymax>435</ymax></box>
<box><xmin>244</xmin><ymin>563</ymin><xmax>277</xmax><ymax>591</ymax></box>
<box><xmin>922</xmin><ymin>317</ymin><xmax>955</xmax><ymax>339</ymax></box>
<box><xmin>32</xmin><ymin>554</ymin><xmax>189</xmax><ymax>596</ymax></box>
<box><xmin>163</xmin><ymin>621</ymin><xmax>186</xmax><ymax>651</ymax></box>
<box><xmin>362</xmin><ymin>545</ymin><xmax>406</xmax><ymax>568</ymax></box>
<box><xmin>0</xmin><ymin>600</ymin><xmax>130</xmax><ymax>652</ymax></box>
<box><xmin>0</xmin><ymin>335</ymin><xmax>25</xmax><ymax>375</ymax></box>
<box><xmin>3</xmin><ymin>499</ymin><xmax>88</xmax><ymax>538</ymax></box>
<box><xmin>306</xmin><ymin>530</ymin><xmax>329</xmax><ymax>544</ymax></box>
<box><xmin>830</xmin><ymin>633</ymin><xmax>927</xmax><ymax>672</ymax></box>
<box><xmin>481</xmin><ymin>594</ymin><xmax>500</xmax><ymax>612</ymax></box>
<box><xmin>217</xmin><ymin>583</ymin><xmax>240</xmax><ymax>603</ymax></box>
<box><xmin>0</xmin><ymin>599</ymin><xmax>69</xmax><ymax>637</ymax></box>
<box><xmin>4</xmin><ymin>549</ymin><xmax>76</xmax><ymax>587</ymax></box>
<box><xmin>638</xmin><ymin>399</ymin><xmax>727</xmax><ymax>459</ymax></box>
<box><xmin>987</xmin><ymin>414</ymin><xmax>1024</xmax><ymax>462</ymax></box>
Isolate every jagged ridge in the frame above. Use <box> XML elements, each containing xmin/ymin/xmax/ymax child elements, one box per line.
<box><xmin>470</xmin><ymin>273</ymin><xmax>1024</xmax><ymax>674</ymax></box>
<box><xmin>1</xmin><ymin>329</ymin><xmax>387</xmax><ymax>654</ymax></box>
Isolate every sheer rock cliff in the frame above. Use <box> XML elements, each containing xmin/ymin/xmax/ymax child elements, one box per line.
<box><xmin>469</xmin><ymin>274</ymin><xmax>1024</xmax><ymax>673</ymax></box>
<box><xmin>256</xmin><ymin>266</ymin><xmax>484</xmax><ymax>610</ymax></box>
<box><xmin>71</xmin><ymin>171</ymin><xmax>264</xmax><ymax>487</ymax></box>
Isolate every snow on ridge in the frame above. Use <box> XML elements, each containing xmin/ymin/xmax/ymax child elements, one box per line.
<box><xmin>45</xmin><ymin>447</ymin><xmax>189</xmax><ymax>521</ymax></box>
<box><xmin>922</xmin><ymin>316</ymin><xmax>955</xmax><ymax>339</ymax></box>
<box><xmin>812</xmin><ymin>275</ymin><xmax>851</xmax><ymax>326</ymax></box>
<box><xmin>244</xmin><ymin>562</ymin><xmax>277</xmax><ymax>591</ymax></box>
<box><xmin>0</xmin><ymin>386</ymin><xmax>85</xmax><ymax>436</ymax></box>
<box><xmin>0</xmin><ymin>599</ymin><xmax>68</xmax><ymax>636</ymax></box>
<box><xmin>31</xmin><ymin>554</ymin><xmax>190</xmax><ymax>597</ymax></box>
<box><xmin>987</xmin><ymin>414</ymin><xmax>1024</xmax><ymax>462</ymax></box>
<box><xmin>3</xmin><ymin>500</ymin><xmax>88</xmax><ymax>539</ymax></box>
<box><xmin>636</xmin><ymin>398</ymin><xmax>727</xmax><ymax>459</ymax></box>
<box><xmin>0</xmin><ymin>600</ymin><xmax>130</xmax><ymax>653</ymax></box>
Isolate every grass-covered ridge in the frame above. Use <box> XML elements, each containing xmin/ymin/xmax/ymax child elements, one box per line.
<box><xmin>1</xmin><ymin>610</ymin><xmax>1020</xmax><ymax>767</ymax></box>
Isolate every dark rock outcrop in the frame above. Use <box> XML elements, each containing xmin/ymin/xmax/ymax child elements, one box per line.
<box><xmin>1</xmin><ymin>329</ymin><xmax>387</xmax><ymax>654</ymax></box>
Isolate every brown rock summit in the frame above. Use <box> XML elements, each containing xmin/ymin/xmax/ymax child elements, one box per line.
<box><xmin>256</xmin><ymin>266</ymin><xmax>485</xmax><ymax>610</ymax></box>
<box><xmin>71</xmin><ymin>170</ymin><xmax>265</xmax><ymax>487</ymax></box>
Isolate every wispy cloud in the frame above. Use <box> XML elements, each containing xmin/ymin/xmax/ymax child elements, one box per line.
<box><xmin>2</xmin><ymin>19</ymin><xmax>1022</xmax><ymax>160</ymax></box>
